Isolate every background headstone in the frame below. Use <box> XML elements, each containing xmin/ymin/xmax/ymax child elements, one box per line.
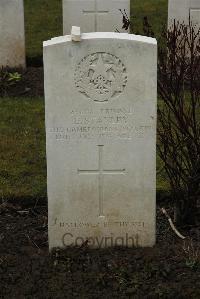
<box><xmin>168</xmin><ymin>0</ymin><xmax>200</xmax><ymax>28</ymax></box>
<box><xmin>44</xmin><ymin>32</ymin><xmax>157</xmax><ymax>249</ymax></box>
<box><xmin>63</xmin><ymin>0</ymin><xmax>130</xmax><ymax>34</ymax></box>
<box><xmin>0</xmin><ymin>0</ymin><xmax>26</xmax><ymax>68</ymax></box>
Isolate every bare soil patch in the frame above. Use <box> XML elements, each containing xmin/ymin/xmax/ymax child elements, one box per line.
<box><xmin>0</xmin><ymin>201</ymin><xmax>199</xmax><ymax>299</ymax></box>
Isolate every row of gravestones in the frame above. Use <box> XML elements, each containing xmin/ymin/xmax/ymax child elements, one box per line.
<box><xmin>45</xmin><ymin>0</ymin><xmax>199</xmax><ymax>249</ymax></box>
<box><xmin>1</xmin><ymin>0</ymin><xmax>200</xmax><ymax>68</ymax></box>
<box><xmin>2</xmin><ymin>1</ymin><xmax>199</xmax><ymax>250</ymax></box>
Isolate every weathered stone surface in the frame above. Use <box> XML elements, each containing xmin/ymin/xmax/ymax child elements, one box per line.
<box><xmin>168</xmin><ymin>0</ymin><xmax>200</xmax><ymax>28</ymax></box>
<box><xmin>0</xmin><ymin>0</ymin><xmax>25</xmax><ymax>68</ymax></box>
<box><xmin>44</xmin><ymin>32</ymin><xmax>157</xmax><ymax>249</ymax></box>
<box><xmin>63</xmin><ymin>0</ymin><xmax>130</xmax><ymax>34</ymax></box>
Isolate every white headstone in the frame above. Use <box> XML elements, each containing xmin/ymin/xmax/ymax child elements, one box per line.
<box><xmin>44</xmin><ymin>32</ymin><xmax>157</xmax><ymax>249</ymax></box>
<box><xmin>0</xmin><ymin>0</ymin><xmax>26</xmax><ymax>68</ymax></box>
<box><xmin>63</xmin><ymin>0</ymin><xmax>130</xmax><ymax>34</ymax></box>
<box><xmin>168</xmin><ymin>0</ymin><xmax>200</xmax><ymax>28</ymax></box>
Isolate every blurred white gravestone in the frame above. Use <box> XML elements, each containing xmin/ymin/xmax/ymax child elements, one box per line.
<box><xmin>0</xmin><ymin>0</ymin><xmax>26</xmax><ymax>68</ymax></box>
<box><xmin>63</xmin><ymin>0</ymin><xmax>130</xmax><ymax>34</ymax></box>
<box><xmin>44</xmin><ymin>31</ymin><xmax>157</xmax><ymax>249</ymax></box>
<box><xmin>168</xmin><ymin>0</ymin><xmax>200</xmax><ymax>28</ymax></box>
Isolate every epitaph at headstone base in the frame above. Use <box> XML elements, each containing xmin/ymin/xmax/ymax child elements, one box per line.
<box><xmin>44</xmin><ymin>32</ymin><xmax>157</xmax><ymax>249</ymax></box>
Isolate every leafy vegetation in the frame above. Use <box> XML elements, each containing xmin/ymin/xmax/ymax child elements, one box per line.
<box><xmin>0</xmin><ymin>68</ymin><xmax>22</xmax><ymax>96</ymax></box>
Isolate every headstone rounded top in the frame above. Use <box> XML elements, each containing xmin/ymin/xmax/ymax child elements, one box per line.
<box><xmin>44</xmin><ymin>32</ymin><xmax>157</xmax><ymax>47</ymax></box>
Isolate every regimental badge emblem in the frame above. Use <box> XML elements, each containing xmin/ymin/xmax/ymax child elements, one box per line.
<box><xmin>75</xmin><ymin>52</ymin><xmax>128</xmax><ymax>102</ymax></box>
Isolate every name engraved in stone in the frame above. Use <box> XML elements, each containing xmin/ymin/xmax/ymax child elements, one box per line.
<box><xmin>48</xmin><ymin>107</ymin><xmax>154</xmax><ymax>141</ymax></box>
<box><xmin>49</xmin><ymin>125</ymin><xmax>153</xmax><ymax>141</ymax></box>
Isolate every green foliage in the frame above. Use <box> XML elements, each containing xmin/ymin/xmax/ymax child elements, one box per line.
<box><xmin>7</xmin><ymin>72</ymin><xmax>22</xmax><ymax>84</ymax></box>
<box><xmin>0</xmin><ymin>68</ymin><xmax>22</xmax><ymax>95</ymax></box>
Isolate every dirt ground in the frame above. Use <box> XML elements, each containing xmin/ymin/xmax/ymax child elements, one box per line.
<box><xmin>0</xmin><ymin>200</ymin><xmax>199</xmax><ymax>299</ymax></box>
<box><xmin>0</xmin><ymin>67</ymin><xmax>44</xmax><ymax>98</ymax></box>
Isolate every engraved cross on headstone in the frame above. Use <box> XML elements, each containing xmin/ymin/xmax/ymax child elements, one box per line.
<box><xmin>82</xmin><ymin>0</ymin><xmax>109</xmax><ymax>31</ymax></box>
<box><xmin>78</xmin><ymin>145</ymin><xmax>126</xmax><ymax>217</ymax></box>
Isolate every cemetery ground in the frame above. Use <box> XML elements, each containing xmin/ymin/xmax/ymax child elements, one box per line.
<box><xmin>0</xmin><ymin>189</ymin><xmax>199</xmax><ymax>298</ymax></box>
<box><xmin>0</xmin><ymin>0</ymin><xmax>200</xmax><ymax>298</ymax></box>
<box><xmin>0</xmin><ymin>75</ymin><xmax>200</xmax><ymax>298</ymax></box>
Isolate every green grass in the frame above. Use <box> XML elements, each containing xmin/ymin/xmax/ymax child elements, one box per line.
<box><xmin>24</xmin><ymin>0</ymin><xmax>168</xmax><ymax>60</ymax></box>
<box><xmin>0</xmin><ymin>98</ymin><xmax>169</xmax><ymax>200</ymax></box>
<box><xmin>0</xmin><ymin>98</ymin><xmax>46</xmax><ymax>200</ymax></box>
<box><xmin>131</xmin><ymin>0</ymin><xmax>168</xmax><ymax>37</ymax></box>
<box><xmin>24</xmin><ymin>0</ymin><xmax>62</xmax><ymax>61</ymax></box>
<box><xmin>0</xmin><ymin>1</ymin><xmax>170</xmax><ymax>199</ymax></box>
